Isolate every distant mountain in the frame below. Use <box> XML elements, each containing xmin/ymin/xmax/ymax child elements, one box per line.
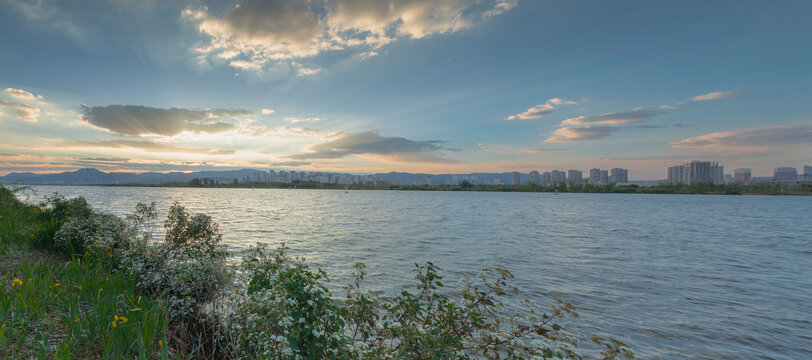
<box><xmin>0</xmin><ymin>168</ymin><xmax>266</xmax><ymax>185</ymax></box>
<box><xmin>2</xmin><ymin>168</ymin><xmax>636</xmax><ymax>186</ymax></box>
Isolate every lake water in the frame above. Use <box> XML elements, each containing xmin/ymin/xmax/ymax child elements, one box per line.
<box><xmin>24</xmin><ymin>186</ymin><xmax>812</xmax><ymax>359</ymax></box>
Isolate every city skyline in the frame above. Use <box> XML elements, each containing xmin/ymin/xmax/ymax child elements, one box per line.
<box><xmin>1</xmin><ymin>1</ymin><xmax>811</xmax><ymax>179</ymax></box>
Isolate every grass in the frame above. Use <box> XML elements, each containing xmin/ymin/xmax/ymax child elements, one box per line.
<box><xmin>0</xmin><ymin>187</ymin><xmax>170</xmax><ymax>359</ymax></box>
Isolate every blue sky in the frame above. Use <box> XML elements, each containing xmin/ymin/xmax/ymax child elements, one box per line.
<box><xmin>0</xmin><ymin>0</ymin><xmax>810</xmax><ymax>179</ymax></box>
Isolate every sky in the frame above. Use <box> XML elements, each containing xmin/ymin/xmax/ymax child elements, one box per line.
<box><xmin>0</xmin><ymin>0</ymin><xmax>810</xmax><ymax>179</ymax></box>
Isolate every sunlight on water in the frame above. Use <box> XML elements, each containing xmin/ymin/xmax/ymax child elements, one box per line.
<box><xmin>27</xmin><ymin>186</ymin><xmax>812</xmax><ymax>358</ymax></box>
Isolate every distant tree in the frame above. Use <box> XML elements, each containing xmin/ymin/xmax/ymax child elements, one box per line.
<box><xmin>459</xmin><ymin>180</ymin><xmax>473</xmax><ymax>189</ymax></box>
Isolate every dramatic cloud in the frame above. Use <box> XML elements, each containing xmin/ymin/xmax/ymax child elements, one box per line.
<box><xmin>560</xmin><ymin>108</ymin><xmax>663</xmax><ymax>126</ymax></box>
<box><xmin>183</xmin><ymin>0</ymin><xmax>518</xmax><ymax>73</ymax></box>
<box><xmin>0</xmin><ymin>100</ymin><xmax>40</xmax><ymax>122</ymax></box>
<box><xmin>80</xmin><ymin>105</ymin><xmax>251</xmax><ymax>136</ymax></box>
<box><xmin>4</xmin><ymin>88</ymin><xmax>42</xmax><ymax>101</ymax></box>
<box><xmin>289</xmin><ymin>131</ymin><xmax>458</xmax><ymax>163</ymax></box>
<box><xmin>64</xmin><ymin>140</ymin><xmax>235</xmax><ymax>155</ymax></box>
<box><xmin>506</xmin><ymin>98</ymin><xmax>577</xmax><ymax>120</ymax></box>
<box><xmin>261</xmin><ymin>108</ymin><xmax>275</xmax><ymax>115</ymax></box>
<box><xmin>692</xmin><ymin>91</ymin><xmax>744</xmax><ymax>102</ymax></box>
<box><xmin>544</xmin><ymin>126</ymin><xmax>619</xmax><ymax>143</ymax></box>
<box><xmin>670</xmin><ymin>124</ymin><xmax>812</xmax><ymax>149</ymax></box>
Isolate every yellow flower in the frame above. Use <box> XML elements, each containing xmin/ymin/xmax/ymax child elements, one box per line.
<box><xmin>119</xmin><ymin>316</ymin><xmax>128</xmax><ymax>323</ymax></box>
<box><xmin>84</xmin><ymin>250</ymin><xmax>90</xmax><ymax>257</ymax></box>
<box><xmin>49</xmin><ymin>283</ymin><xmax>61</xmax><ymax>289</ymax></box>
<box><xmin>29</xmin><ymin>234</ymin><xmax>35</xmax><ymax>239</ymax></box>
<box><xmin>112</xmin><ymin>321</ymin><xmax>117</xmax><ymax>328</ymax></box>
<box><xmin>158</xmin><ymin>339</ymin><xmax>162</xmax><ymax>348</ymax></box>
<box><xmin>11</xmin><ymin>278</ymin><xmax>23</xmax><ymax>287</ymax></box>
<box><xmin>74</xmin><ymin>316</ymin><xmax>79</xmax><ymax>323</ymax></box>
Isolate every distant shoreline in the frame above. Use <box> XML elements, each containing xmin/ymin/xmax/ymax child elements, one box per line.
<box><xmin>22</xmin><ymin>181</ymin><xmax>811</xmax><ymax>196</ymax></box>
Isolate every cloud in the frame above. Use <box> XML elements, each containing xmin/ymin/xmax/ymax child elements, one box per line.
<box><xmin>275</xmin><ymin>127</ymin><xmax>323</xmax><ymax>136</ymax></box>
<box><xmin>297</xmin><ymin>67</ymin><xmax>322</xmax><ymax>76</ymax></box>
<box><xmin>360</xmin><ymin>51</ymin><xmax>378</xmax><ymax>58</ymax></box>
<box><xmin>183</xmin><ymin>0</ymin><xmax>517</xmax><ymax>73</ymax></box>
<box><xmin>289</xmin><ymin>130</ymin><xmax>458</xmax><ymax>163</ymax></box>
<box><xmin>0</xmin><ymin>100</ymin><xmax>40</xmax><ymax>122</ymax></box>
<box><xmin>64</xmin><ymin>140</ymin><xmax>235</xmax><ymax>155</ymax></box>
<box><xmin>261</xmin><ymin>108</ymin><xmax>275</xmax><ymax>115</ymax></box>
<box><xmin>505</xmin><ymin>98</ymin><xmax>578</xmax><ymax>120</ymax></box>
<box><xmin>80</xmin><ymin>105</ymin><xmax>251</xmax><ymax>136</ymax></box>
<box><xmin>560</xmin><ymin>108</ymin><xmax>663</xmax><ymax>126</ymax></box>
<box><xmin>4</xmin><ymin>88</ymin><xmax>43</xmax><ymax>101</ymax></box>
<box><xmin>544</xmin><ymin>126</ymin><xmax>619</xmax><ymax>143</ymax></box>
<box><xmin>518</xmin><ymin>148</ymin><xmax>565</xmax><ymax>154</ymax></box>
<box><xmin>672</xmin><ymin>123</ymin><xmax>696</xmax><ymax>128</ymax></box>
<box><xmin>692</xmin><ymin>91</ymin><xmax>744</xmax><ymax>102</ymax></box>
<box><xmin>670</xmin><ymin>123</ymin><xmax>812</xmax><ymax>149</ymax></box>
<box><xmin>285</xmin><ymin>117</ymin><xmax>321</xmax><ymax>123</ymax></box>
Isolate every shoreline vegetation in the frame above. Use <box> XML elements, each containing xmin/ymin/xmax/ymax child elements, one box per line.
<box><xmin>96</xmin><ymin>180</ymin><xmax>812</xmax><ymax>196</ymax></box>
<box><xmin>0</xmin><ymin>184</ymin><xmax>634</xmax><ymax>359</ymax></box>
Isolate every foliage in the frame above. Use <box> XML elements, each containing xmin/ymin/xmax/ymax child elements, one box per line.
<box><xmin>230</xmin><ymin>243</ymin><xmax>349</xmax><ymax>359</ymax></box>
<box><xmin>53</xmin><ymin>213</ymin><xmax>133</xmax><ymax>257</ymax></box>
<box><xmin>1</xmin><ymin>185</ymin><xmax>635</xmax><ymax>359</ymax></box>
<box><xmin>229</xmin><ymin>244</ymin><xmax>633</xmax><ymax>359</ymax></box>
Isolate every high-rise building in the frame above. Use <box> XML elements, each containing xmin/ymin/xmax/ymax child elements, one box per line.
<box><xmin>493</xmin><ymin>177</ymin><xmax>500</xmax><ymax>185</ymax></box>
<box><xmin>668</xmin><ymin>161</ymin><xmax>723</xmax><ymax>184</ymax></box>
<box><xmin>589</xmin><ymin>168</ymin><xmax>609</xmax><ymax>184</ymax></box>
<box><xmin>801</xmin><ymin>166</ymin><xmax>812</xmax><ymax>182</ymax></box>
<box><xmin>685</xmin><ymin>161</ymin><xmax>723</xmax><ymax>184</ymax></box>
<box><xmin>551</xmin><ymin>170</ymin><xmax>566</xmax><ymax>183</ymax></box>
<box><xmin>528</xmin><ymin>171</ymin><xmax>540</xmax><ymax>184</ymax></box>
<box><xmin>541</xmin><ymin>172</ymin><xmax>551</xmax><ymax>186</ymax></box>
<box><xmin>774</xmin><ymin>167</ymin><xmax>798</xmax><ymax>182</ymax></box>
<box><xmin>426</xmin><ymin>176</ymin><xmax>432</xmax><ymax>185</ymax></box>
<box><xmin>668</xmin><ymin>165</ymin><xmax>685</xmax><ymax>184</ymax></box>
<box><xmin>610</xmin><ymin>168</ymin><xmax>628</xmax><ymax>184</ymax></box>
<box><xmin>511</xmin><ymin>171</ymin><xmax>521</xmax><ymax>185</ymax></box>
<box><xmin>567</xmin><ymin>170</ymin><xmax>582</xmax><ymax>184</ymax></box>
<box><xmin>688</xmin><ymin>161</ymin><xmax>712</xmax><ymax>184</ymax></box>
<box><xmin>733</xmin><ymin>168</ymin><xmax>751</xmax><ymax>183</ymax></box>
<box><xmin>589</xmin><ymin>168</ymin><xmax>601</xmax><ymax>183</ymax></box>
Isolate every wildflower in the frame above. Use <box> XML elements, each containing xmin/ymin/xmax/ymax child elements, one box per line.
<box><xmin>49</xmin><ymin>283</ymin><xmax>61</xmax><ymax>289</ymax></box>
<box><xmin>74</xmin><ymin>316</ymin><xmax>79</xmax><ymax>323</ymax></box>
<box><xmin>119</xmin><ymin>316</ymin><xmax>128</xmax><ymax>323</ymax></box>
<box><xmin>158</xmin><ymin>339</ymin><xmax>163</xmax><ymax>348</ymax></box>
<box><xmin>29</xmin><ymin>234</ymin><xmax>35</xmax><ymax>239</ymax></box>
<box><xmin>11</xmin><ymin>278</ymin><xmax>23</xmax><ymax>287</ymax></box>
<box><xmin>112</xmin><ymin>320</ymin><xmax>118</xmax><ymax>328</ymax></box>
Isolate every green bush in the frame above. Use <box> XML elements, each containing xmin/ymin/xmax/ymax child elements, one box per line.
<box><xmin>53</xmin><ymin>213</ymin><xmax>133</xmax><ymax>257</ymax></box>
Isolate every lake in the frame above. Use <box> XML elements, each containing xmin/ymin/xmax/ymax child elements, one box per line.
<box><xmin>24</xmin><ymin>186</ymin><xmax>812</xmax><ymax>359</ymax></box>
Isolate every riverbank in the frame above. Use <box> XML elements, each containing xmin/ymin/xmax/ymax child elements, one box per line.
<box><xmin>98</xmin><ymin>181</ymin><xmax>812</xmax><ymax>196</ymax></box>
<box><xmin>0</xmin><ymin>185</ymin><xmax>632</xmax><ymax>359</ymax></box>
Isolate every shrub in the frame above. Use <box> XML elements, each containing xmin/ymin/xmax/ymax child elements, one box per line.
<box><xmin>42</xmin><ymin>193</ymin><xmax>94</xmax><ymax>222</ymax></box>
<box><xmin>227</xmin><ymin>244</ymin><xmax>630</xmax><ymax>360</ymax></box>
<box><xmin>53</xmin><ymin>213</ymin><xmax>133</xmax><ymax>257</ymax></box>
<box><xmin>127</xmin><ymin>202</ymin><xmax>231</xmax><ymax>320</ymax></box>
<box><xmin>230</xmin><ymin>243</ymin><xmax>350</xmax><ymax>359</ymax></box>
